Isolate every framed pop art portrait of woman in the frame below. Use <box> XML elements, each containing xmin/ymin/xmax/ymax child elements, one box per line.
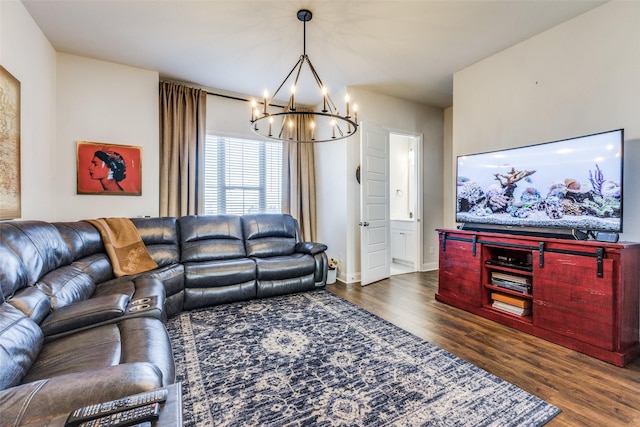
<box><xmin>77</xmin><ymin>141</ymin><xmax>142</xmax><ymax>195</ymax></box>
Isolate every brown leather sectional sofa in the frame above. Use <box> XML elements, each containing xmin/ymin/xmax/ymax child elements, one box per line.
<box><xmin>0</xmin><ymin>213</ymin><xmax>328</xmax><ymax>426</ymax></box>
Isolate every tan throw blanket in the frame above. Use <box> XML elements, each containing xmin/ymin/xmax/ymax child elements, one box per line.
<box><xmin>86</xmin><ymin>217</ymin><xmax>158</xmax><ymax>278</ymax></box>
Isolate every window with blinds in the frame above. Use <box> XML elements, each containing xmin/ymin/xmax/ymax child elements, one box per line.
<box><xmin>203</xmin><ymin>135</ymin><xmax>282</xmax><ymax>215</ymax></box>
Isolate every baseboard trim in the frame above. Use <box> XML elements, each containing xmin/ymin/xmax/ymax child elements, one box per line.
<box><xmin>421</xmin><ymin>262</ymin><xmax>438</xmax><ymax>271</ymax></box>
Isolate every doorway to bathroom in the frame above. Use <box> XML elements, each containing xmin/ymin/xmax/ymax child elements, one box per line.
<box><xmin>389</xmin><ymin>132</ymin><xmax>422</xmax><ymax>275</ymax></box>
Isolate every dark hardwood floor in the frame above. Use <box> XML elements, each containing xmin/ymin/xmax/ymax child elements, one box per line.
<box><xmin>327</xmin><ymin>271</ymin><xmax>640</xmax><ymax>427</ymax></box>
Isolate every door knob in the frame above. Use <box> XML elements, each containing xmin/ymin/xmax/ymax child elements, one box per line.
<box><xmin>359</xmin><ymin>221</ymin><xmax>370</xmax><ymax>227</ymax></box>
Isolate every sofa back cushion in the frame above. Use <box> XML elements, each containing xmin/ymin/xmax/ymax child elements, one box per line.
<box><xmin>54</xmin><ymin>222</ymin><xmax>115</xmax><ymax>285</ymax></box>
<box><xmin>242</xmin><ymin>214</ymin><xmax>298</xmax><ymax>258</ymax></box>
<box><xmin>0</xmin><ymin>303</ymin><xmax>43</xmax><ymax>390</ymax></box>
<box><xmin>130</xmin><ymin>217</ymin><xmax>180</xmax><ymax>267</ymax></box>
<box><xmin>0</xmin><ymin>240</ymin><xmax>30</xmax><ymax>300</ymax></box>
<box><xmin>71</xmin><ymin>254</ymin><xmax>114</xmax><ymax>285</ymax></box>
<box><xmin>54</xmin><ymin>222</ymin><xmax>106</xmax><ymax>261</ymax></box>
<box><xmin>36</xmin><ymin>265</ymin><xmax>96</xmax><ymax>310</ymax></box>
<box><xmin>6</xmin><ymin>287</ymin><xmax>52</xmax><ymax>325</ymax></box>
<box><xmin>0</xmin><ymin>241</ymin><xmax>52</xmax><ymax>323</ymax></box>
<box><xmin>0</xmin><ymin>221</ymin><xmax>72</xmax><ymax>285</ymax></box>
<box><xmin>179</xmin><ymin>215</ymin><xmax>246</xmax><ymax>262</ymax></box>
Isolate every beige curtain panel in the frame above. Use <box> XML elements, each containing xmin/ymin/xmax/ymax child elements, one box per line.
<box><xmin>159</xmin><ymin>82</ymin><xmax>206</xmax><ymax>217</ymax></box>
<box><xmin>282</xmin><ymin>112</ymin><xmax>317</xmax><ymax>242</ymax></box>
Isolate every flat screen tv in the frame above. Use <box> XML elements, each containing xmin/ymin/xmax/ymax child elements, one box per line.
<box><xmin>456</xmin><ymin>129</ymin><xmax>623</xmax><ymax>236</ymax></box>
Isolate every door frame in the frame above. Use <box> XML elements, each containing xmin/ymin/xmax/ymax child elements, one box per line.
<box><xmin>388</xmin><ymin>129</ymin><xmax>423</xmax><ymax>273</ymax></box>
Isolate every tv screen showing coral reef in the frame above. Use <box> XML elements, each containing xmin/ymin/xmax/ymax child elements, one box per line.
<box><xmin>456</xmin><ymin>129</ymin><xmax>623</xmax><ymax>233</ymax></box>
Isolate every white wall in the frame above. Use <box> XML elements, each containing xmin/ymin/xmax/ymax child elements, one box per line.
<box><xmin>453</xmin><ymin>2</ymin><xmax>640</xmax><ymax>241</ymax></box>
<box><xmin>443</xmin><ymin>107</ymin><xmax>454</xmax><ymax>228</ymax></box>
<box><xmin>206</xmin><ymin>94</ymin><xmax>257</xmax><ymax>139</ymax></box>
<box><xmin>316</xmin><ymin>88</ymin><xmax>444</xmax><ymax>282</ymax></box>
<box><xmin>1</xmin><ymin>3</ymin><xmax>159</xmax><ymax>222</ymax></box>
<box><xmin>0</xmin><ymin>0</ymin><xmax>57</xmax><ymax>220</ymax></box>
<box><xmin>315</xmin><ymin>133</ymin><xmax>348</xmax><ymax>279</ymax></box>
<box><xmin>55</xmin><ymin>54</ymin><xmax>159</xmax><ymax>220</ymax></box>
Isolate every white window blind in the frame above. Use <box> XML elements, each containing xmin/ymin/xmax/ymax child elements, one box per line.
<box><xmin>204</xmin><ymin>135</ymin><xmax>282</xmax><ymax>215</ymax></box>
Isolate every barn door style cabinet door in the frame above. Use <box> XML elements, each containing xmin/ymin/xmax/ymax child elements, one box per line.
<box><xmin>436</xmin><ymin>228</ymin><xmax>640</xmax><ymax>367</ymax></box>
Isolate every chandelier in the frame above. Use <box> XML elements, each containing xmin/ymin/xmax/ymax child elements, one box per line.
<box><xmin>250</xmin><ymin>9</ymin><xmax>358</xmax><ymax>143</ymax></box>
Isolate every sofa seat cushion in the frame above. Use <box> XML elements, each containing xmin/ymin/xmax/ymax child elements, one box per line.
<box><xmin>184</xmin><ymin>282</ymin><xmax>257</xmax><ymax>310</ymax></box>
<box><xmin>184</xmin><ymin>258</ymin><xmax>256</xmax><ymax>288</ymax></box>
<box><xmin>182</xmin><ymin>258</ymin><xmax>257</xmax><ymax>309</ymax></box>
<box><xmin>256</xmin><ymin>274</ymin><xmax>316</xmax><ymax>298</ymax></box>
<box><xmin>254</xmin><ymin>253</ymin><xmax>315</xmax><ymax>280</ymax></box>
<box><xmin>22</xmin><ymin>317</ymin><xmax>175</xmax><ymax>387</ymax></box>
<box><xmin>23</xmin><ymin>323</ymin><xmax>123</xmax><ymax>382</ymax></box>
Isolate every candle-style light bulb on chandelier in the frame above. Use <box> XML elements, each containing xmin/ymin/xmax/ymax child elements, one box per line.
<box><xmin>250</xmin><ymin>9</ymin><xmax>358</xmax><ymax>143</ymax></box>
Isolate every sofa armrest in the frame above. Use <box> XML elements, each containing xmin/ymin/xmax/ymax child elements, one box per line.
<box><xmin>295</xmin><ymin>242</ymin><xmax>328</xmax><ymax>255</ymax></box>
<box><xmin>0</xmin><ymin>362</ymin><xmax>163</xmax><ymax>427</ymax></box>
<box><xmin>40</xmin><ymin>294</ymin><xmax>130</xmax><ymax>337</ymax></box>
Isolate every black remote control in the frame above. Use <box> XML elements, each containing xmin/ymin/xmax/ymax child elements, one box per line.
<box><xmin>65</xmin><ymin>389</ymin><xmax>167</xmax><ymax>426</ymax></box>
<box><xmin>76</xmin><ymin>402</ymin><xmax>160</xmax><ymax>427</ymax></box>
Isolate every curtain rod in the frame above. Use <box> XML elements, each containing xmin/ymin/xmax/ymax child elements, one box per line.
<box><xmin>160</xmin><ymin>79</ymin><xmax>288</xmax><ymax>107</ymax></box>
<box><xmin>160</xmin><ymin>79</ymin><xmax>291</xmax><ymax>109</ymax></box>
<box><xmin>207</xmin><ymin>91</ymin><xmax>250</xmax><ymax>103</ymax></box>
<box><xmin>161</xmin><ymin>79</ymin><xmax>249</xmax><ymax>102</ymax></box>
<box><xmin>205</xmin><ymin>89</ymin><xmax>291</xmax><ymax>110</ymax></box>
<box><xmin>206</xmin><ymin>90</ymin><xmax>289</xmax><ymax>109</ymax></box>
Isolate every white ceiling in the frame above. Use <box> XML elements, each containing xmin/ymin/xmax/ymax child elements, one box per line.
<box><xmin>22</xmin><ymin>0</ymin><xmax>606</xmax><ymax>108</ymax></box>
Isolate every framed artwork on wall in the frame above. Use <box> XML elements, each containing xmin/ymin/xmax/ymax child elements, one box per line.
<box><xmin>0</xmin><ymin>65</ymin><xmax>21</xmax><ymax>219</ymax></box>
<box><xmin>77</xmin><ymin>141</ymin><xmax>142</xmax><ymax>195</ymax></box>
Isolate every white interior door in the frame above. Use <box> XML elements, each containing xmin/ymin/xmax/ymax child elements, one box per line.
<box><xmin>360</xmin><ymin>123</ymin><xmax>390</xmax><ymax>286</ymax></box>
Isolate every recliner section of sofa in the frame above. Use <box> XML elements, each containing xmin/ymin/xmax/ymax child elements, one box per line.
<box><xmin>179</xmin><ymin>214</ymin><xmax>258</xmax><ymax>310</ymax></box>
<box><xmin>15</xmin><ymin>221</ymin><xmax>168</xmax><ymax>340</ymax></box>
<box><xmin>0</xmin><ymin>244</ymin><xmax>174</xmax><ymax>426</ymax></box>
<box><xmin>130</xmin><ymin>217</ymin><xmax>185</xmax><ymax>317</ymax></box>
<box><xmin>178</xmin><ymin>214</ymin><xmax>328</xmax><ymax>309</ymax></box>
<box><xmin>0</xmin><ymin>213</ymin><xmax>327</xmax><ymax>426</ymax></box>
<box><xmin>0</xmin><ymin>221</ymin><xmax>163</xmax><ymax>332</ymax></box>
<box><xmin>0</xmin><ymin>362</ymin><xmax>165</xmax><ymax>427</ymax></box>
<box><xmin>0</xmin><ymin>220</ymin><xmax>175</xmax><ymax>426</ymax></box>
<box><xmin>242</xmin><ymin>213</ymin><xmax>328</xmax><ymax>298</ymax></box>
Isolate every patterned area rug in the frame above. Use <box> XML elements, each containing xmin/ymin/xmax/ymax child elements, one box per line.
<box><xmin>167</xmin><ymin>290</ymin><xmax>560</xmax><ymax>426</ymax></box>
